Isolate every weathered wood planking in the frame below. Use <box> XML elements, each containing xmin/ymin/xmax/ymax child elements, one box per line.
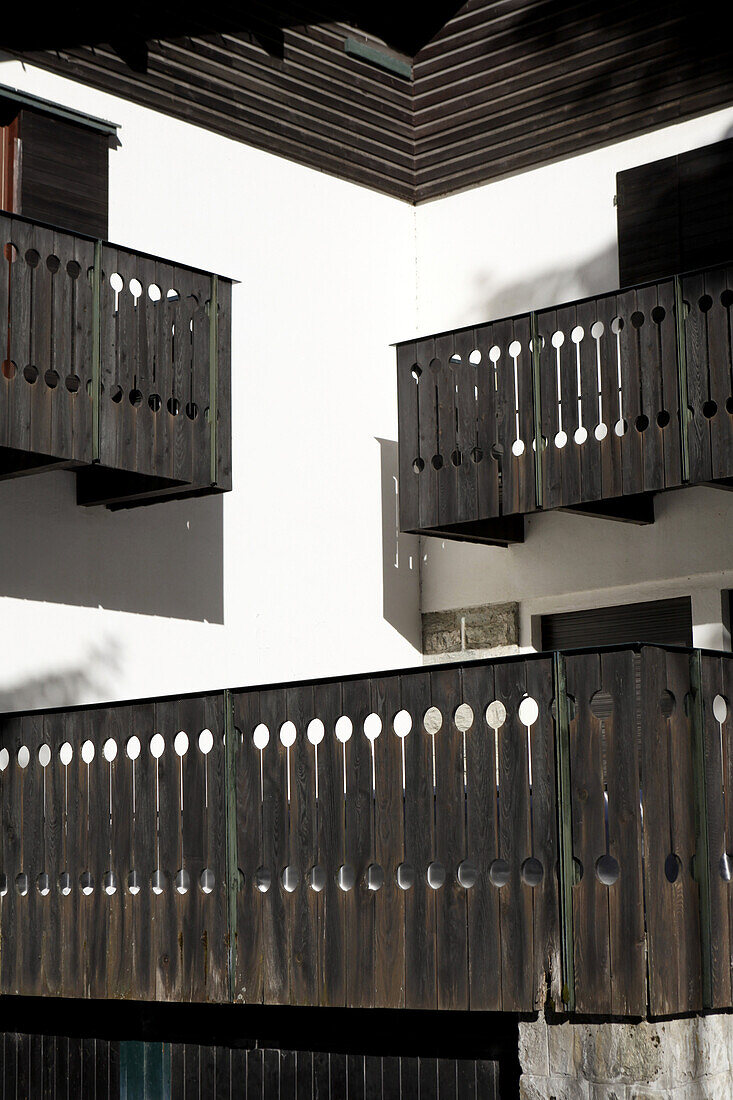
<box><xmin>0</xmin><ymin>1033</ymin><xmax>120</xmax><ymax>1099</ymax></box>
<box><xmin>0</xmin><ymin>211</ymin><xmax>232</xmax><ymax>507</ymax></box>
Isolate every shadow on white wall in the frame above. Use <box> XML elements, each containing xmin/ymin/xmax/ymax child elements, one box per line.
<box><xmin>376</xmin><ymin>438</ymin><xmax>421</xmax><ymax>651</ymax></box>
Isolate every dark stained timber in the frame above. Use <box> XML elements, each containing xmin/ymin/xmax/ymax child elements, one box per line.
<box><xmin>0</xmin><ymin>210</ymin><xmax>232</xmax><ymax>508</ymax></box>
<box><xmin>398</xmin><ymin>262</ymin><xmax>733</xmax><ymax>543</ymax></box>
<box><xmin>0</xmin><ymin>647</ymin><xmax>731</xmax><ymax>1016</ymax></box>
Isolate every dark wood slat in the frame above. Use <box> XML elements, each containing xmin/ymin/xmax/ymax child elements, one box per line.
<box><xmin>342</xmin><ymin>677</ymin><xmax>374</xmax><ymax>1009</ymax></box>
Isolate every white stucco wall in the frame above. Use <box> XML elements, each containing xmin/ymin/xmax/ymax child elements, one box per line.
<box><xmin>411</xmin><ymin>106</ymin><xmax>733</xmax><ymax>646</ymax></box>
<box><xmin>0</xmin><ymin>59</ymin><xmax>422</xmax><ymax>708</ymax></box>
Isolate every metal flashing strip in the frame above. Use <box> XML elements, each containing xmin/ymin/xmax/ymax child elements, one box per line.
<box><xmin>0</xmin><ymin>82</ymin><xmax>119</xmax><ymax>135</ymax></box>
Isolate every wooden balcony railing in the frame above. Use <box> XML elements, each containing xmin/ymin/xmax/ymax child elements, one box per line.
<box><xmin>1</xmin><ymin>645</ymin><xmax>732</xmax><ymax>1019</ymax></box>
<box><xmin>0</xmin><ymin>212</ymin><xmax>232</xmax><ymax>508</ymax></box>
<box><xmin>396</xmin><ymin>264</ymin><xmax>733</xmax><ymax>543</ymax></box>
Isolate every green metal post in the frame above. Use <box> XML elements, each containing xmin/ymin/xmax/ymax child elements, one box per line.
<box><xmin>92</xmin><ymin>239</ymin><xmax>102</xmax><ymax>463</ymax></box>
<box><xmin>674</xmin><ymin>275</ymin><xmax>690</xmax><ymax>484</ymax></box>
<box><xmin>553</xmin><ymin>650</ymin><xmax>575</xmax><ymax>1012</ymax></box>
<box><xmin>530</xmin><ymin>311</ymin><xmax>544</xmax><ymax>511</ymax></box>
<box><xmin>209</xmin><ymin>274</ymin><xmax>219</xmax><ymax>487</ymax></box>
<box><xmin>690</xmin><ymin>648</ymin><xmax>712</xmax><ymax>1008</ymax></box>
<box><xmin>223</xmin><ymin>689</ymin><xmax>238</xmax><ymax>1002</ymax></box>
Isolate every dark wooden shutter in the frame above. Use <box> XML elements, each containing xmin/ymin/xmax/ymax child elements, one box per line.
<box><xmin>17</xmin><ymin>108</ymin><xmax>108</xmax><ymax>238</ymax></box>
<box><xmin>617</xmin><ymin>138</ymin><xmax>733</xmax><ymax>286</ymax></box>
<box><xmin>540</xmin><ymin>596</ymin><xmax>693</xmax><ymax>651</ymax></box>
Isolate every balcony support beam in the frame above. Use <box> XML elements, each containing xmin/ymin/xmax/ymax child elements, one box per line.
<box><xmin>415</xmin><ymin>513</ymin><xmax>525</xmax><ymax>547</ymax></box>
<box><xmin>560</xmin><ymin>492</ymin><xmax>655</xmax><ymax>526</ymax></box>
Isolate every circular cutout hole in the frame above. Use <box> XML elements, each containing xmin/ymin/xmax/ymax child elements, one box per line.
<box><xmin>491</xmin><ymin>442</ymin><xmax>504</xmax><ymax>460</ymax></box>
<box><xmin>657</xmin><ymin>409</ymin><xmax>670</xmax><ymax>428</ymax></box>
<box><xmin>451</xmin><ymin>449</ymin><xmax>462</xmax><ymax>467</ymax></box>
<box><xmin>66</xmin><ymin>260</ymin><xmax>81</xmax><ymax>280</ymax></box>
<box><xmin>595</xmin><ymin>422</ymin><xmax>608</xmax><ymax>441</ymax></box>
<box><xmin>309</xmin><ymin>865</ymin><xmax>326</xmax><ymax>892</ymax></box>
<box><xmin>129</xmin><ymin>389</ymin><xmax>142</xmax><ymax>408</ymax></box>
<box><xmin>37</xmin><ymin>872</ymin><xmax>50</xmax><ymax>897</ymax></box>
<box><xmin>571</xmin><ymin>325</ymin><xmax>584</xmax><ymax>344</ymax></box>
<box><xmin>65</xmin><ymin>373</ymin><xmax>80</xmax><ymax>393</ymax></box>
<box><xmin>590</xmin><ymin>690</ymin><xmax>613</xmax><ymax>720</ymax></box>
<box><xmin>16</xmin><ymin>873</ymin><xmax>29</xmax><ymax>896</ymax></box>
<box><xmin>279</xmin><ymin>721</ymin><xmax>296</xmax><ymax>748</ymax></box>
<box><xmin>411</xmin><ymin>365</ymin><xmax>421</xmax><ymax>381</ymax></box>
<box><xmin>335</xmin><ymin>715</ymin><xmax>353</xmax><ymax>743</ymax></box>
<box><xmin>590</xmin><ymin>320</ymin><xmax>605</xmax><ymax>339</ymax></box>
<box><xmin>3</xmin><ymin>243</ymin><xmax>17</xmax><ymax>263</ymax></box>
<box><xmin>338</xmin><ymin>864</ymin><xmax>355</xmax><ymax>892</ymax></box>
<box><xmin>413</xmin><ymin>457</ymin><xmax>424</xmax><ymax>474</ymax></box>
<box><xmin>664</xmin><ymin>853</ymin><xmax>682</xmax><ymax>884</ymax></box>
<box><xmin>127</xmin><ymin>871</ymin><xmax>141</xmax><ymax>896</ymax></box>
<box><xmin>109</xmin><ymin>273</ymin><xmax>124</xmax><ymax>293</ymax></box>
<box><xmin>367</xmin><ymin>863</ymin><xmax>384</xmax><ymax>891</ymax></box>
<box><xmin>489</xmin><ymin>345</ymin><xmax>501</xmax><ymax>363</ymax></box>
<box><xmin>449</xmin><ymin>353</ymin><xmax>461</xmax><ymax>367</ymax></box>
<box><xmin>574</xmin><ymin>426</ymin><xmax>588</xmax><ymax>446</ymax></box>
<box><xmin>17</xmin><ymin>745</ymin><xmax>30</xmax><ymax>769</ymax></box>
<box><xmin>282</xmin><ymin>865</ymin><xmax>299</xmax><ymax>893</ymax></box>
<box><xmin>660</xmin><ymin>691</ymin><xmax>676</xmax><ymax>719</ymax></box>
<box><xmin>46</xmin><ymin>255</ymin><xmax>60</xmax><ymax>274</ymax></box>
<box><xmin>0</xmin><ymin>875</ymin><xmax>6</xmax><ymax>896</ymax></box>
<box><xmin>454</xmin><ymin>703</ymin><xmax>474</xmax><ymax>732</ymax></box>
<box><xmin>630</xmin><ymin>311</ymin><xmax>644</xmax><ymax>328</ymax></box>
<box><xmin>457</xmin><ymin>859</ymin><xmax>478</xmax><ymax>889</ymax></box>
<box><xmin>396</xmin><ymin>862</ymin><xmax>415</xmax><ymax>891</ymax></box>
<box><xmin>149</xmin><ymin>393</ymin><xmax>161</xmax><ymax>412</ymax></box>
<box><xmin>129</xmin><ymin>278</ymin><xmax>143</xmax><ymax>298</ymax></box>
<box><xmin>104</xmin><ymin>871</ymin><xmax>118</xmax><ymax>896</ymax></box>
<box><xmin>174</xmin><ymin>731</ymin><xmax>189</xmax><ymax>757</ymax></box>
<box><xmin>518</xmin><ymin>696</ymin><xmax>539</xmax><ymax>727</ymax></box>
<box><xmin>126</xmin><ymin>736</ymin><xmax>141</xmax><ymax>761</ymax></box>
<box><xmin>103</xmin><ymin>738</ymin><xmax>117</xmax><ymax>763</ymax></box>
<box><xmin>554</xmin><ymin>430</ymin><xmax>567</xmax><ymax>449</ymax></box>
<box><xmin>699</xmin><ymin>294</ymin><xmax>713</xmax><ymax>313</ymax></box>
<box><xmin>175</xmin><ymin>869</ymin><xmax>190</xmax><ymax>894</ymax></box>
<box><xmin>393</xmin><ymin>710</ymin><xmax>412</xmax><ymax>738</ymax></box>
<box><xmin>651</xmin><ymin>305</ymin><xmax>666</xmax><ymax>324</ymax></box>
<box><xmin>596</xmin><ymin>854</ymin><xmax>620</xmax><ymax>886</ymax></box>
<box><xmin>486</xmin><ymin>700</ymin><xmax>507</xmax><ymax>730</ymax></box>
<box><xmin>23</xmin><ymin>365</ymin><xmax>38</xmax><ymax>384</ymax></box>
<box><xmin>521</xmin><ymin>857</ymin><xmax>544</xmax><ymax>887</ymax></box>
<box><xmin>186</xmin><ymin>402</ymin><xmax>199</xmax><ymax>420</ymax></box>
<box><xmin>59</xmin><ymin>742</ymin><xmax>73</xmax><ymax>767</ymax></box>
<box><xmin>148</xmin><ymin>283</ymin><xmax>162</xmax><ymax>302</ymax></box>
<box><xmin>150</xmin><ymin>734</ymin><xmax>165</xmax><ymax>759</ymax></box>
<box><xmin>431</xmin><ymin>454</ymin><xmax>443</xmax><ymax>470</ymax></box>
<box><xmin>615</xmin><ymin>418</ymin><xmax>628</xmax><ymax>437</ymax></box>
<box><xmin>253</xmin><ymin>724</ymin><xmax>270</xmax><ymax>750</ymax></box>
<box><xmin>423</xmin><ymin>706</ymin><xmax>443</xmax><ymax>735</ymax></box>
<box><xmin>255</xmin><ymin>867</ymin><xmax>271</xmax><ymax>893</ymax></box>
<box><xmin>720</xmin><ymin>853</ymin><xmax>733</xmax><ymax>882</ymax></box>
<box><xmin>635</xmin><ymin>414</ymin><xmax>649</xmax><ymax>432</ymax></box>
<box><xmin>469</xmin><ymin>349</ymin><xmax>482</xmax><ymax>365</ymax></box>
<box><xmin>167</xmin><ymin>397</ymin><xmax>180</xmax><ymax>416</ymax></box>
<box><xmin>551</xmin><ymin>331</ymin><xmax>565</xmax><ymax>349</ymax></box>
<box><xmin>24</xmin><ymin>248</ymin><xmax>40</xmax><ymax>268</ymax></box>
<box><xmin>471</xmin><ymin>446</ymin><xmax>483</xmax><ymax>463</ymax></box>
<box><xmin>59</xmin><ymin>871</ymin><xmax>71</xmax><ymax>896</ymax></box>
<box><xmin>0</xmin><ymin>748</ymin><xmax>7</xmax><ymax>772</ymax></box>
<box><xmin>508</xmin><ymin>340</ymin><xmax>522</xmax><ymax>358</ymax></box>
<box><xmin>110</xmin><ymin>385</ymin><xmax>123</xmax><ymax>403</ymax></box>
<box><xmin>713</xmin><ymin>694</ymin><xmax>728</xmax><ymax>724</ymax></box>
<box><xmin>44</xmin><ymin>369</ymin><xmax>59</xmax><ymax>389</ymax></box>
<box><xmin>307</xmin><ymin>719</ymin><xmax>324</xmax><ymax>746</ymax></box>
<box><xmin>2</xmin><ymin>360</ymin><xmax>16</xmax><ymax>380</ymax></box>
<box><xmin>80</xmin><ymin>871</ymin><xmax>94</xmax><ymax>896</ymax></box>
<box><xmin>364</xmin><ymin>713</ymin><xmax>382</xmax><ymax>741</ymax></box>
<box><xmin>152</xmin><ymin>870</ymin><xmax>167</xmax><ymax>895</ymax></box>
<box><xmin>611</xmin><ymin>317</ymin><xmax>624</xmax><ymax>335</ymax></box>
<box><xmin>572</xmin><ymin>858</ymin><xmax>584</xmax><ymax>885</ymax></box>
<box><xmin>427</xmin><ymin>861</ymin><xmax>446</xmax><ymax>890</ymax></box>
<box><xmin>489</xmin><ymin>859</ymin><xmax>510</xmax><ymax>888</ymax></box>
<box><xmin>703</xmin><ymin>400</ymin><xmax>718</xmax><ymax>419</ymax></box>
<box><xmin>38</xmin><ymin>743</ymin><xmax>51</xmax><ymax>768</ymax></box>
<box><xmin>727</xmin><ymin>396</ymin><xmax>733</xmax><ymax>415</ymax></box>
<box><xmin>512</xmin><ymin>438</ymin><xmax>525</xmax><ymax>457</ymax></box>
<box><xmin>198</xmin><ymin>728</ymin><xmax>214</xmax><ymax>755</ymax></box>
<box><xmin>721</xmin><ymin>289</ymin><xmax>733</xmax><ymax>308</ymax></box>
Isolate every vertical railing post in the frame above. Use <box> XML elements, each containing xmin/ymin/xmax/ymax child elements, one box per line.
<box><xmin>209</xmin><ymin>273</ymin><xmax>219</xmax><ymax>487</ymax></box>
<box><xmin>92</xmin><ymin>239</ymin><xmax>102</xmax><ymax>463</ymax></box>
<box><xmin>553</xmin><ymin>650</ymin><xmax>575</xmax><ymax>1011</ymax></box>
<box><xmin>690</xmin><ymin>648</ymin><xmax>713</xmax><ymax>1008</ymax></box>
<box><xmin>223</xmin><ymin>688</ymin><xmax>238</xmax><ymax>1003</ymax></box>
<box><xmin>530</xmin><ymin>311</ymin><xmax>544</xmax><ymax>511</ymax></box>
<box><xmin>674</xmin><ymin>274</ymin><xmax>690</xmax><ymax>484</ymax></box>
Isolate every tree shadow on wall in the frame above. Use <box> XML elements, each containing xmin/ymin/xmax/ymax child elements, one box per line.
<box><xmin>376</xmin><ymin>438</ymin><xmax>421</xmax><ymax>651</ymax></box>
<box><xmin>0</xmin><ymin>469</ymin><xmax>223</xmax><ymax>622</ymax></box>
<box><xmin>0</xmin><ymin>637</ymin><xmax>122</xmax><ymax>712</ymax></box>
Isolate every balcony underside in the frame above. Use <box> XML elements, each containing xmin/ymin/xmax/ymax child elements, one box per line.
<box><xmin>397</xmin><ymin>262</ymin><xmax>733</xmax><ymax>542</ymax></box>
<box><xmin>0</xmin><ymin>211</ymin><xmax>232</xmax><ymax>508</ymax></box>
<box><xmin>0</xmin><ymin>644</ymin><xmax>731</xmax><ymax>1021</ymax></box>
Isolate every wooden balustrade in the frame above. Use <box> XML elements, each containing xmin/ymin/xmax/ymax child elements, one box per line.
<box><xmin>396</xmin><ymin>264</ymin><xmax>733</xmax><ymax>544</ymax></box>
<box><xmin>0</xmin><ymin>645</ymin><xmax>731</xmax><ymax>1017</ymax></box>
<box><xmin>0</xmin><ymin>211</ymin><xmax>232</xmax><ymax>508</ymax></box>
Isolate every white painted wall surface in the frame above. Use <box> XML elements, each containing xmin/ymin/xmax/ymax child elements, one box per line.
<box><xmin>412</xmin><ymin>107</ymin><xmax>733</xmax><ymax>646</ymax></box>
<box><xmin>0</xmin><ymin>59</ymin><xmax>422</xmax><ymax>709</ymax></box>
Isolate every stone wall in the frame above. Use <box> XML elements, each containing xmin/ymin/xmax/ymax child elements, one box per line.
<box><xmin>519</xmin><ymin>1014</ymin><xmax>733</xmax><ymax>1099</ymax></box>
<box><xmin>422</xmin><ymin>602</ymin><xmax>519</xmax><ymax>661</ymax></box>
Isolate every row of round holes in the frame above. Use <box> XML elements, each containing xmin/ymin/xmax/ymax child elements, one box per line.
<box><xmin>0</xmin><ymin>730</ymin><xmax>215</xmax><ymax>772</ymax></box>
<box><xmin>1</xmin><ymin>868</ymin><xmax>215</xmax><ymax>897</ymax></box>
<box><xmin>0</xmin><ymin>367</ymin><xmax>209</xmax><ymax>424</ymax></box>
